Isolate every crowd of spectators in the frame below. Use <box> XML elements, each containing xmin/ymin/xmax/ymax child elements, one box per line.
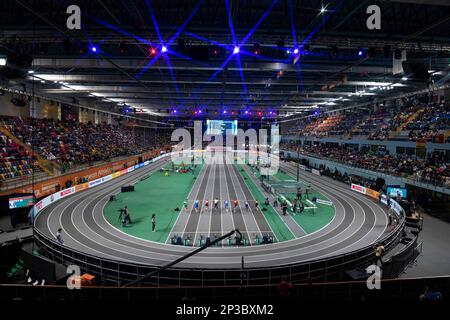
<box><xmin>0</xmin><ymin>130</ymin><xmax>41</xmax><ymax>181</ymax></box>
<box><xmin>0</xmin><ymin>116</ymin><xmax>172</xmax><ymax>180</ymax></box>
<box><xmin>281</xmin><ymin>141</ymin><xmax>450</xmax><ymax>187</ymax></box>
<box><xmin>285</xmin><ymin>99</ymin><xmax>449</xmax><ymax>142</ymax></box>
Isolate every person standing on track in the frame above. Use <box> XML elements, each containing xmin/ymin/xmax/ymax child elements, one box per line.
<box><xmin>273</xmin><ymin>198</ymin><xmax>278</xmax><ymax>207</ymax></box>
<box><xmin>224</xmin><ymin>199</ymin><xmax>229</xmax><ymax>212</ymax></box>
<box><xmin>245</xmin><ymin>201</ymin><xmax>249</xmax><ymax>211</ymax></box>
<box><xmin>122</xmin><ymin>206</ymin><xmax>131</xmax><ymax>225</ymax></box>
<box><xmin>205</xmin><ymin>199</ymin><xmax>209</xmax><ymax>210</ymax></box>
<box><xmin>233</xmin><ymin>199</ymin><xmax>239</xmax><ymax>211</ymax></box>
<box><xmin>183</xmin><ymin>199</ymin><xmax>188</xmax><ymax>211</ymax></box>
<box><xmin>194</xmin><ymin>199</ymin><xmax>199</xmax><ymax>212</ymax></box>
<box><xmin>282</xmin><ymin>201</ymin><xmax>287</xmax><ymax>216</ymax></box>
<box><xmin>255</xmin><ymin>200</ymin><xmax>259</xmax><ymax>210</ymax></box>
<box><xmin>151</xmin><ymin>214</ymin><xmax>156</xmax><ymax>232</ymax></box>
<box><xmin>56</xmin><ymin>228</ymin><xmax>64</xmax><ymax>245</ymax></box>
<box><xmin>214</xmin><ymin>198</ymin><xmax>219</xmax><ymax>210</ymax></box>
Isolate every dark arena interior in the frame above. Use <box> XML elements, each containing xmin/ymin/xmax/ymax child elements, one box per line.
<box><xmin>0</xmin><ymin>0</ymin><xmax>449</xmax><ymax>310</ymax></box>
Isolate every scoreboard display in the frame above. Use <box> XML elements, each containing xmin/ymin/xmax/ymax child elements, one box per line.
<box><xmin>206</xmin><ymin>120</ymin><xmax>238</xmax><ymax>135</ymax></box>
<box><xmin>9</xmin><ymin>194</ymin><xmax>35</xmax><ymax>209</ymax></box>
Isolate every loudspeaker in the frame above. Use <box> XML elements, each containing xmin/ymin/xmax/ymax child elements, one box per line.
<box><xmin>10</xmin><ymin>97</ymin><xmax>27</xmax><ymax>107</ymax></box>
<box><xmin>402</xmin><ymin>61</ymin><xmax>430</xmax><ymax>82</ymax></box>
<box><xmin>121</xmin><ymin>185</ymin><xmax>135</xmax><ymax>192</ymax></box>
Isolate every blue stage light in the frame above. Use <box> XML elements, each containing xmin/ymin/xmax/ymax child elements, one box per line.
<box><xmin>233</xmin><ymin>46</ymin><xmax>240</xmax><ymax>54</ymax></box>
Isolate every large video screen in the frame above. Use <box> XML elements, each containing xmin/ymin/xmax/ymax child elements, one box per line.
<box><xmin>9</xmin><ymin>195</ymin><xmax>35</xmax><ymax>209</ymax></box>
<box><xmin>387</xmin><ymin>187</ymin><xmax>407</xmax><ymax>198</ymax></box>
<box><xmin>206</xmin><ymin>120</ymin><xmax>238</xmax><ymax>135</ymax></box>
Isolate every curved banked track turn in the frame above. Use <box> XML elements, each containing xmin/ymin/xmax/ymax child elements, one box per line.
<box><xmin>34</xmin><ymin>157</ymin><xmax>404</xmax><ymax>285</ymax></box>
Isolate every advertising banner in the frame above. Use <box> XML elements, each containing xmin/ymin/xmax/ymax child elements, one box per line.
<box><xmin>351</xmin><ymin>184</ymin><xmax>366</xmax><ymax>194</ymax></box>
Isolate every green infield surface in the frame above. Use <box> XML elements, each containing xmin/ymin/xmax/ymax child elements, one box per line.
<box><xmin>104</xmin><ymin>163</ymin><xmax>203</xmax><ymax>242</ymax></box>
<box><xmin>103</xmin><ymin>162</ymin><xmax>335</xmax><ymax>245</ymax></box>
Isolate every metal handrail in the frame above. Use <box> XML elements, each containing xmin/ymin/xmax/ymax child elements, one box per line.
<box><xmin>33</xmin><ymin>215</ymin><xmax>404</xmax><ymax>286</ymax></box>
<box><xmin>31</xmin><ymin>152</ymin><xmax>406</xmax><ymax>286</ymax></box>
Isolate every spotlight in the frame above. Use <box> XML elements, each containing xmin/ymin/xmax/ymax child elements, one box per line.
<box><xmin>149</xmin><ymin>47</ymin><xmax>157</xmax><ymax>56</ymax></box>
<box><xmin>257</xmin><ymin>111</ymin><xmax>262</xmax><ymax>117</ymax></box>
<box><xmin>357</xmin><ymin>49</ymin><xmax>364</xmax><ymax>57</ymax></box>
<box><xmin>198</xmin><ymin>110</ymin><xmax>202</xmax><ymax>114</ymax></box>
<box><xmin>320</xmin><ymin>7</ymin><xmax>326</xmax><ymax>14</ymax></box>
<box><xmin>293</xmin><ymin>48</ymin><xmax>299</xmax><ymax>55</ymax></box>
<box><xmin>223</xmin><ymin>110</ymin><xmax>227</xmax><ymax>114</ymax></box>
<box><xmin>27</xmin><ymin>70</ymin><xmax>34</xmax><ymax>74</ymax></box>
<box><xmin>211</xmin><ymin>46</ymin><xmax>220</xmax><ymax>57</ymax></box>
<box><xmin>244</xmin><ymin>110</ymin><xmax>249</xmax><ymax>115</ymax></box>
<box><xmin>161</xmin><ymin>46</ymin><xmax>168</xmax><ymax>53</ymax></box>
<box><xmin>286</xmin><ymin>49</ymin><xmax>291</xmax><ymax>54</ymax></box>
<box><xmin>402</xmin><ymin>77</ymin><xmax>408</xmax><ymax>81</ymax></box>
<box><xmin>233</xmin><ymin>46</ymin><xmax>240</xmax><ymax>54</ymax></box>
<box><xmin>90</xmin><ymin>46</ymin><xmax>97</xmax><ymax>53</ymax></box>
<box><xmin>252</xmin><ymin>44</ymin><xmax>261</xmax><ymax>55</ymax></box>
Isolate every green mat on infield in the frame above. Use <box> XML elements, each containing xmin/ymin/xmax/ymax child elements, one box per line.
<box><xmin>104</xmin><ymin>164</ymin><xmax>203</xmax><ymax>243</ymax></box>
<box><xmin>248</xmin><ymin>165</ymin><xmax>335</xmax><ymax>235</ymax></box>
<box><xmin>274</xmin><ymin>170</ymin><xmax>335</xmax><ymax>234</ymax></box>
<box><xmin>236</xmin><ymin>164</ymin><xmax>295</xmax><ymax>242</ymax></box>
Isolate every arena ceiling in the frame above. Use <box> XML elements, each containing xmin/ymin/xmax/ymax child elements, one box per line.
<box><xmin>0</xmin><ymin>0</ymin><xmax>449</xmax><ymax>120</ymax></box>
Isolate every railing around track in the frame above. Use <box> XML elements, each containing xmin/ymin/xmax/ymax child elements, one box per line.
<box><xmin>32</xmin><ymin>152</ymin><xmax>406</xmax><ymax>287</ymax></box>
<box><xmin>33</xmin><ymin>214</ymin><xmax>405</xmax><ymax>287</ymax></box>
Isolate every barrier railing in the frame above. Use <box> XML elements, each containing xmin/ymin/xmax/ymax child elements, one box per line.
<box><xmin>33</xmin><ymin>212</ymin><xmax>405</xmax><ymax>287</ymax></box>
<box><xmin>32</xmin><ymin>151</ymin><xmax>405</xmax><ymax>287</ymax></box>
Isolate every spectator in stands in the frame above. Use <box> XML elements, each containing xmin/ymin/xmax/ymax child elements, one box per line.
<box><xmin>0</xmin><ymin>116</ymin><xmax>172</xmax><ymax>182</ymax></box>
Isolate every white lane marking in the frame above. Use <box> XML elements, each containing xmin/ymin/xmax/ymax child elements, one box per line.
<box><xmin>166</xmin><ymin>163</ymin><xmax>207</xmax><ymax>243</ymax></box>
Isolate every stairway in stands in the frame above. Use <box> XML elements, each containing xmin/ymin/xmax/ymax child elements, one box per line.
<box><xmin>0</xmin><ymin>125</ymin><xmax>59</xmax><ymax>176</ymax></box>
<box><xmin>389</xmin><ymin>108</ymin><xmax>424</xmax><ymax>139</ymax></box>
